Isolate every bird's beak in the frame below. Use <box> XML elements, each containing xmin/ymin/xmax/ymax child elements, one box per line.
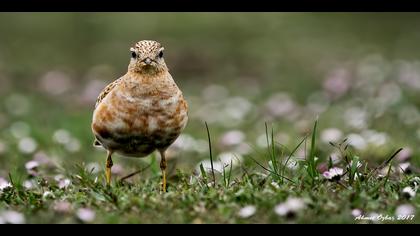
<box><xmin>144</xmin><ymin>58</ymin><xmax>152</xmax><ymax>65</ymax></box>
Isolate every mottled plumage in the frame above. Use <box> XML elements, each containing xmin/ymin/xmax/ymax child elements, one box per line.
<box><xmin>91</xmin><ymin>40</ymin><xmax>188</xmax><ymax>191</ymax></box>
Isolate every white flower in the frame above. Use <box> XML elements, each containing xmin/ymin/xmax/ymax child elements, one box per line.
<box><xmin>39</xmin><ymin>70</ymin><xmax>73</xmax><ymax>96</ymax></box>
<box><xmin>286</xmin><ymin>198</ymin><xmax>306</xmax><ymax>211</ymax></box>
<box><xmin>320</xmin><ymin>128</ymin><xmax>343</xmax><ymax>144</ymax></box>
<box><xmin>5</xmin><ymin>94</ymin><xmax>30</xmax><ymax>116</ymax></box>
<box><xmin>65</xmin><ymin>138</ymin><xmax>81</xmax><ymax>153</ymax></box>
<box><xmin>351</xmin><ymin>209</ymin><xmax>362</xmax><ymax>218</ymax></box>
<box><xmin>25</xmin><ymin>160</ymin><xmax>39</xmax><ymax>176</ymax></box>
<box><xmin>86</xmin><ymin>162</ymin><xmax>101</xmax><ymax>174</ymax></box>
<box><xmin>274</xmin><ymin>204</ymin><xmax>289</xmax><ymax>216</ymax></box>
<box><xmin>270</xmin><ymin>181</ymin><xmax>280</xmax><ymax>189</ymax></box>
<box><xmin>367</xmin><ymin>212</ymin><xmax>380</xmax><ymax>223</ymax></box>
<box><xmin>378</xmin><ymin>83</ymin><xmax>402</xmax><ymax>106</ymax></box>
<box><xmin>220</xmin><ymin>130</ymin><xmax>245</xmax><ymax>147</ymax></box>
<box><xmin>0</xmin><ymin>211</ymin><xmax>25</xmax><ymax>224</ymax></box>
<box><xmin>265</xmin><ymin>93</ymin><xmax>296</xmax><ymax>118</ymax></box>
<box><xmin>402</xmin><ymin>187</ymin><xmax>416</xmax><ymax>199</ymax></box>
<box><xmin>196</xmin><ymin>160</ymin><xmax>223</xmax><ymax>174</ymax></box>
<box><xmin>323</xmin><ymin>167</ymin><xmax>344</xmax><ymax>180</ymax></box>
<box><xmin>362</xmin><ymin>130</ymin><xmax>388</xmax><ymax>147</ymax></box>
<box><xmin>323</xmin><ymin>68</ymin><xmax>351</xmax><ymax>99</ymax></box>
<box><xmin>378</xmin><ymin>166</ymin><xmax>395</xmax><ymax>178</ymax></box>
<box><xmin>395</xmin><ymin>204</ymin><xmax>415</xmax><ymax>216</ymax></box>
<box><xmin>53</xmin><ymin>130</ymin><xmax>81</xmax><ymax>153</ymax></box>
<box><xmin>399</xmin><ymin>106</ymin><xmax>420</xmax><ymax>125</ymax></box>
<box><xmin>274</xmin><ymin>197</ymin><xmax>306</xmax><ymax>217</ymax></box>
<box><xmin>25</xmin><ymin>160</ymin><xmax>39</xmax><ymax>170</ymax></box>
<box><xmin>171</xmin><ymin>134</ymin><xmax>196</xmax><ymax>151</ymax></box>
<box><xmin>398</xmin><ymin>162</ymin><xmax>410</xmax><ymax>173</ymax></box>
<box><xmin>256</xmin><ymin>134</ymin><xmax>271</xmax><ymax>148</ymax></box>
<box><xmin>76</xmin><ymin>208</ymin><xmax>96</xmax><ymax>223</ymax></box>
<box><xmin>10</xmin><ymin>121</ymin><xmax>30</xmax><ymax>139</ymax></box>
<box><xmin>0</xmin><ymin>177</ymin><xmax>11</xmax><ymax>190</ymax></box>
<box><xmin>54</xmin><ymin>174</ymin><xmax>65</xmax><ymax>182</ymax></box>
<box><xmin>237</xmin><ymin>205</ymin><xmax>256</xmax><ymax>218</ymax></box>
<box><xmin>344</xmin><ymin>107</ymin><xmax>367</xmax><ymax>130</ymax></box>
<box><xmin>396</xmin><ymin>148</ymin><xmax>412</xmax><ymax>162</ymax></box>
<box><xmin>348</xmin><ymin>160</ymin><xmax>362</xmax><ymax>169</ymax></box>
<box><xmin>58</xmin><ymin>179</ymin><xmax>71</xmax><ymax>189</ymax></box>
<box><xmin>346</xmin><ymin>134</ymin><xmax>367</xmax><ymax>150</ymax></box>
<box><xmin>283</xmin><ymin>159</ymin><xmax>299</xmax><ymax>171</ymax></box>
<box><xmin>23</xmin><ymin>180</ymin><xmax>36</xmax><ymax>190</ymax></box>
<box><xmin>398</xmin><ymin>61</ymin><xmax>420</xmax><ymax>90</ymax></box>
<box><xmin>33</xmin><ymin>151</ymin><xmax>53</xmax><ymax>166</ymax></box>
<box><xmin>53</xmin><ymin>201</ymin><xmax>72</xmax><ymax>214</ymax></box>
<box><xmin>218</xmin><ymin>152</ymin><xmax>243</xmax><ymax>167</ymax></box>
<box><xmin>219</xmin><ymin>97</ymin><xmax>253</xmax><ymax>127</ymax></box>
<box><xmin>410</xmin><ymin>177</ymin><xmax>420</xmax><ymax>191</ymax></box>
<box><xmin>42</xmin><ymin>191</ymin><xmax>55</xmax><ymax>199</ymax></box>
<box><xmin>18</xmin><ymin>137</ymin><xmax>37</xmax><ymax>154</ymax></box>
<box><xmin>53</xmin><ymin>129</ymin><xmax>71</xmax><ymax>144</ymax></box>
<box><xmin>232</xmin><ymin>143</ymin><xmax>252</xmax><ymax>155</ymax></box>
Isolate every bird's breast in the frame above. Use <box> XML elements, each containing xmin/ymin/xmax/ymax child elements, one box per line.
<box><xmin>92</xmin><ymin>87</ymin><xmax>188</xmax><ymax>153</ymax></box>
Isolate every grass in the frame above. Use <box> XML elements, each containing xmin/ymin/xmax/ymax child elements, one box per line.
<box><xmin>0</xmin><ymin>120</ymin><xmax>418</xmax><ymax>224</ymax></box>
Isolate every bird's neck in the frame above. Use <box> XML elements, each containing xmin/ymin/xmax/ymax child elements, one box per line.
<box><xmin>122</xmin><ymin>70</ymin><xmax>178</xmax><ymax>97</ymax></box>
<box><xmin>128</xmin><ymin>63</ymin><xmax>168</xmax><ymax>75</ymax></box>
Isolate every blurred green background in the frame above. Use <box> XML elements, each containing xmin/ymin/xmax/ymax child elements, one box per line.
<box><xmin>0</xmin><ymin>13</ymin><xmax>419</xmax><ymax>178</ymax></box>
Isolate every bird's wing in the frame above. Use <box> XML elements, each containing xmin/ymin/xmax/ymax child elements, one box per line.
<box><xmin>95</xmin><ymin>77</ymin><xmax>123</xmax><ymax>109</ymax></box>
<box><xmin>93</xmin><ymin>77</ymin><xmax>123</xmax><ymax>147</ymax></box>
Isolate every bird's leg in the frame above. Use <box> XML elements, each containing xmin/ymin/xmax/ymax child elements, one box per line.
<box><xmin>159</xmin><ymin>150</ymin><xmax>167</xmax><ymax>192</ymax></box>
<box><xmin>105</xmin><ymin>150</ymin><xmax>113</xmax><ymax>186</ymax></box>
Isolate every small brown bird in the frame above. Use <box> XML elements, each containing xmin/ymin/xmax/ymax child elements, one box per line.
<box><xmin>91</xmin><ymin>40</ymin><xmax>188</xmax><ymax>191</ymax></box>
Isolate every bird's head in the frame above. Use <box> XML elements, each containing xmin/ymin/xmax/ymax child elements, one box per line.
<box><xmin>128</xmin><ymin>40</ymin><xmax>168</xmax><ymax>75</ymax></box>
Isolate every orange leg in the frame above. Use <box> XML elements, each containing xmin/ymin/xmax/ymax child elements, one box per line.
<box><xmin>105</xmin><ymin>150</ymin><xmax>113</xmax><ymax>186</ymax></box>
<box><xmin>159</xmin><ymin>150</ymin><xmax>167</xmax><ymax>192</ymax></box>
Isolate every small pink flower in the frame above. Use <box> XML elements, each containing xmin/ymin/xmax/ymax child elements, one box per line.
<box><xmin>53</xmin><ymin>201</ymin><xmax>72</xmax><ymax>214</ymax></box>
<box><xmin>351</xmin><ymin>209</ymin><xmax>363</xmax><ymax>217</ymax></box>
<box><xmin>274</xmin><ymin>197</ymin><xmax>306</xmax><ymax>217</ymax></box>
<box><xmin>402</xmin><ymin>187</ymin><xmax>415</xmax><ymax>199</ymax></box>
<box><xmin>0</xmin><ymin>210</ymin><xmax>25</xmax><ymax>224</ymax></box>
<box><xmin>395</xmin><ymin>204</ymin><xmax>415</xmax><ymax>216</ymax></box>
<box><xmin>396</xmin><ymin>148</ymin><xmax>412</xmax><ymax>162</ymax></box>
<box><xmin>220</xmin><ymin>130</ymin><xmax>245</xmax><ymax>147</ymax></box>
<box><xmin>323</xmin><ymin>167</ymin><xmax>344</xmax><ymax>181</ymax></box>
<box><xmin>25</xmin><ymin>160</ymin><xmax>39</xmax><ymax>176</ymax></box>
<box><xmin>237</xmin><ymin>205</ymin><xmax>256</xmax><ymax>218</ymax></box>
<box><xmin>76</xmin><ymin>208</ymin><xmax>96</xmax><ymax>223</ymax></box>
<box><xmin>0</xmin><ymin>177</ymin><xmax>11</xmax><ymax>190</ymax></box>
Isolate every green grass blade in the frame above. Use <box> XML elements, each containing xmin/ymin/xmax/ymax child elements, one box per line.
<box><xmin>205</xmin><ymin>122</ymin><xmax>216</xmax><ymax>186</ymax></box>
<box><xmin>282</xmin><ymin>134</ymin><xmax>308</xmax><ymax>180</ymax></box>
<box><xmin>199</xmin><ymin>163</ymin><xmax>208</xmax><ymax>182</ymax></box>
<box><xmin>227</xmin><ymin>159</ymin><xmax>233</xmax><ymax>188</ymax></box>
<box><xmin>349</xmin><ymin>155</ymin><xmax>360</xmax><ymax>185</ymax></box>
<box><xmin>308</xmin><ymin>119</ymin><xmax>319</xmax><ymax>182</ymax></box>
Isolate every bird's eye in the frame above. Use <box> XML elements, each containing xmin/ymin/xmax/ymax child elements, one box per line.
<box><xmin>131</xmin><ymin>51</ymin><xmax>137</xmax><ymax>58</ymax></box>
<box><xmin>158</xmin><ymin>51</ymin><xmax>163</xmax><ymax>58</ymax></box>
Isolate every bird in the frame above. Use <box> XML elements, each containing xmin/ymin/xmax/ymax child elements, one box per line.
<box><xmin>91</xmin><ymin>40</ymin><xmax>188</xmax><ymax>192</ymax></box>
